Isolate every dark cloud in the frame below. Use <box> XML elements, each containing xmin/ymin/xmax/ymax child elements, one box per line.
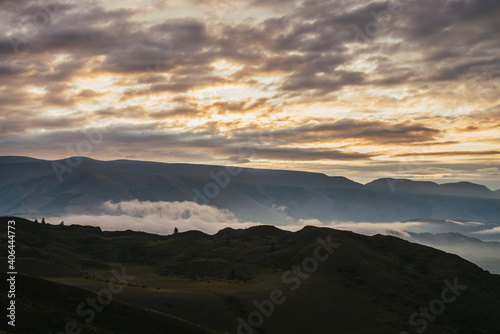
<box><xmin>0</xmin><ymin>114</ymin><xmax>89</xmax><ymax>135</ymax></box>
<box><xmin>395</xmin><ymin>150</ymin><xmax>500</xmax><ymax>157</ymax></box>
<box><xmin>259</xmin><ymin>118</ymin><xmax>441</xmax><ymax>145</ymax></box>
<box><xmin>150</xmin><ymin>107</ymin><xmax>202</xmax><ymax>118</ymax></box>
<box><xmin>0</xmin><ymin>0</ymin><xmax>498</xmax><ymax>188</ymax></box>
<box><xmin>409</xmin><ymin>141</ymin><xmax>459</xmax><ymax>146</ymax></box>
<box><xmin>201</xmin><ymin>98</ymin><xmax>274</xmax><ymax>115</ymax></box>
<box><xmin>0</xmin><ymin>122</ymin><xmax>374</xmax><ymax>162</ymax></box>
<box><xmin>252</xmin><ymin>147</ymin><xmax>373</xmax><ymax>161</ymax></box>
<box><xmin>2</xmin><ymin>0</ymin><xmax>496</xmax><ymax>98</ymax></box>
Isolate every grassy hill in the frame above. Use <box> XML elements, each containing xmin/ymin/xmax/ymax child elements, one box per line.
<box><xmin>1</xmin><ymin>216</ymin><xmax>500</xmax><ymax>333</ymax></box>
<box><xmin>0</xmin><ymin>273</ymin><xmax>218</xmax><ymax>334</ymax></box>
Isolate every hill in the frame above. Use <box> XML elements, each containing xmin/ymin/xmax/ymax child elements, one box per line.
<box><xmin>1</xmin><ymin>156</ymin><xmax>500</xmax><ymax>223</ymax></box>
<box><xmin>0</xmin><ymin>273</ymin><xmax>218</xmax><ymax>334</ymax></box>
<box><xmin>366</xmin><ymin>178</ymin><xmax>499</xmax><ymax>199</ymax></box>
<box><xmin>2</xmin><ymin>216</ymin><xmax>500</xmax><ymax>334</ymax></box>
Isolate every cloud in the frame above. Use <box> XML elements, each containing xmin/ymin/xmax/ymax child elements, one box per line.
<box><xmin>395</xmin><ymin>150</ymin><xmax>500</xmax><ymax>157</ymax></box>
<box><xmin>272</xmin><ymin>218</ymin><xmax>430</xmax><ymax>238</ymax></box>
<box><xmin>264</xmin><ymin>118</ymin><xmax>441</xmax><ymax>145</ymax></box>
<box><xmin>0</xmin><ymin>0</ymin><xmax>499</xmax><ymax>190</ymax></box>
<box><xmin>471</xmin><ymin>226</ymin><xmax>500</xmax><ymax>236</ymax></box>
<box><xmin>62</xmin><ymin>200</ymin><xmax>261</xmax><ymax>235</ymax></box>
<box><xmin>253</xmin><ymin>147</ymin><xmax>373</xmax><ymax>161</ymax></box>
<box><xmin>56</xmin><ymin>200</ymin><xmax>430</xmax><ymax>237</ymax></box>
<box><xmin>0</xmin><ymin>114</ymin><xmax>90</xmax><ymax>135</ymax></box>
<box><xmin>326</xmin><ymin>221</ymin><xmax>428</xmax><ymax>239</ymax></box>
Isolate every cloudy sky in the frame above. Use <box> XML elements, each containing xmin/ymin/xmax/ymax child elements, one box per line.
<box><xmin>1</xmin><ymin>0</ymin><xmax>499</xmax><ymax>188</ymax></box>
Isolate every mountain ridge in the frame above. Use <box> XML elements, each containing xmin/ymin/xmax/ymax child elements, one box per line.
<box><xmin>2</xmin><ymin>155</ymin><xmax>497</xmax><ymax>191</ymax></box>
<box><xmin>1</xmin><ymin>156</ymin><xmax>500</xmax><ymax>223</ymax></box>
<box><xmin>365</xmin><ymin>178</ymin><xmax>498</xmax><ymax>198</ymax></box>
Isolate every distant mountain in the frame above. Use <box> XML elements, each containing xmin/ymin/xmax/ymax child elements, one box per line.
<box><xmin>366</xmin><ymin>178</ymin><xmax>499</xmax><ymax>199</ymax></box>
<box><xmin>3</xmin><ymin>217</ymin><xmax>500</xmax><ymax>334</ymax></box>
<box><xmin>1</xmin><ymin>156</ymin><xmax>500</xmax><ymax>223</ymax></box>
<box><xmin>402</xmin><ymin>232</ymin><xmax>500</xmax><ymax>274</ymax></box>
<box><xmin>0</xmin><ymin>156</ymin><xmax>45</xmax><ymax>164</ymax></box>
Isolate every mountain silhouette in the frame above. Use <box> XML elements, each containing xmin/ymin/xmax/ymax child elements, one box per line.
<box><xmin>1</xmin><ymin>156</ymin><xmax>500</xmax><ymax>223</ymax></box>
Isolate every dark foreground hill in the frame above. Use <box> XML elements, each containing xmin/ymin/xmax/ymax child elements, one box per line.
<box><xmin>1</xmin><ymin>217</ymin><xmax>500</xmax><ymax>334</ymax></box>
<box><xmin>1</xmin><ymin>156</ymin><xmax>500</xmax><ymax>223</ymax></box>
<box><xmin>0</xmin><ymin>274</ymin><xmax>218</xmax><ymax>334</ymax></box>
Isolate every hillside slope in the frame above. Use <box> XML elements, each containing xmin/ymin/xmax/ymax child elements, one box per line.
<box><xmin>2</xmin><ymin>217</ymin><xmax>500</xmax><ymax>334</ymax></box>
<box><xmin>0</xmin><ymin>273</ymin><xmax>218</xmax><ymax>334</ymax></box>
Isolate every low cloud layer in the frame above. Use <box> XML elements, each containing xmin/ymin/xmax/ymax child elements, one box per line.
<box><xmin>62</xmin><ymin>202</ymin><xmax>432</xmax><ymax>236</ymax></box>
<box><xmin>62</xmin><ymin>200</ymin><xmax>260</xmax><ymax>235</ymax></box>
<box><xmin>57</xmin><ymin>200</ymin><xmax>499</xmax><ymax>241</ymax></box>
<box><xmin>52</xmin><ymin>200</ymin><xmax>500</xmax><ymax>273</ymax></box>
<box><xmin>471</xmin><ymin>226</ymin><xmax>500</xmax><ymax>236</ymax></box>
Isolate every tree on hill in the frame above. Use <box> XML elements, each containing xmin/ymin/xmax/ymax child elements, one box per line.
<box><xmin>34</xmin><ymin>219</ymin><xmax>38</xmax><ymax>223</ymax></box>
<box><xmin>173</xmin><ymin>227</ymin><xmax>179</xmax><ymax>234</ymax></box>
<box><xmin>41</xmin><ymin>218</ymin><xmax>46</xmax><ymax>224</ymax></box>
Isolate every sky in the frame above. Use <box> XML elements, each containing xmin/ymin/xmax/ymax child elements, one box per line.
<box><xmin>1</xmin><ymin>0</ymin><xmax>499</xmax><ymax>189</ymax></box>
